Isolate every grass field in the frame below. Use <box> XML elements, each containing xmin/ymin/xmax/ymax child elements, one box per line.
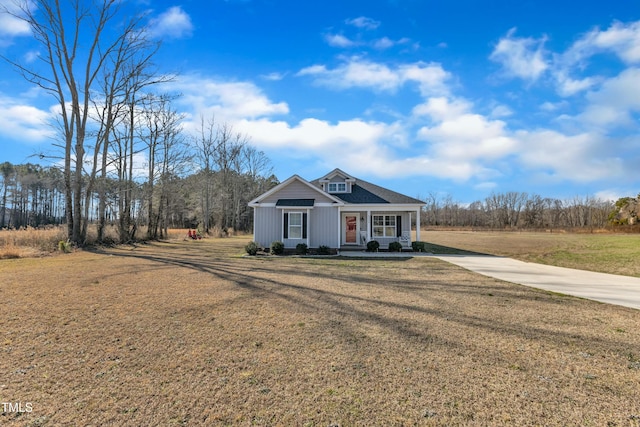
<box><xmin>422</xmin><ymin>230</ymin><xmax>640</xmax><ymax>277</ymax></box>
<box><xmin>1</xmin><ymin>236</ymin><xmax>640</xmax><ymax>426</ymax></box>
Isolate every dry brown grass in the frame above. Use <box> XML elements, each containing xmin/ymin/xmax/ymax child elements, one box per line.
<box><xmin>0</xmin><ymin>227</ymin><xmax>67</xmax><ymax>259</ymax></box>
<box><xmin>0</xmin><ymin>226</ymin><xmax>192</xmax><ymax>260</ymax></box>
<box><xmin>1</xmin><ymin>237</ymin><xmax>640</xmax><ymax>426</ymax></box>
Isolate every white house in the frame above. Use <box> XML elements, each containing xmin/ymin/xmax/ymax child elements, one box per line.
<box><xmin>248</xmin><ymin>169</ymin><xmax>425</xmax><ymax>250</ymax></box>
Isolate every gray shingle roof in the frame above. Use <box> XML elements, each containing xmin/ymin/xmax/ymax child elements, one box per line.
<box><xmin>310</xmin><ymin>174</ymin><xmax>424</xmax><ymax>205</ymax></box>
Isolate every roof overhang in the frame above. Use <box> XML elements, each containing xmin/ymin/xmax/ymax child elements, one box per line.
<box><xmin>276</xmin><ymin>198</ymin><xmax>315</xmax><ymax>208</ymax></box>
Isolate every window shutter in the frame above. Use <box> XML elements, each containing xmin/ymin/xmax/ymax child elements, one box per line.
<box><xmin>302</xmin><ymin>213</ymin><xmax>307</xmax><ymax>239</ymax></box>
<box><xmin>283</xmin><ymin>213</ymin><xmax>288</xmax><ymax>239</ymax></box>
<box><xmin>396</xmin><ymin>215</ymin><xmax>402</xmax><ymax>237</ymax></box>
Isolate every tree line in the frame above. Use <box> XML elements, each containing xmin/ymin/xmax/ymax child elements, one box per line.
<box><xmin>0</xmin><ymin>146</ymin><xmax>276</xmax><ymax>240</ymax></box>
<box><xmin>420</xmin><ymin>191</ymin><xmax>625</xmax><ymax>230</ymax></box>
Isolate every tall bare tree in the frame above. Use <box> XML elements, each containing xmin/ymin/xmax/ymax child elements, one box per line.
<box><xmin>3</xmin><ymin>0</ymin><xmax>159</xmax><ymax>244</ymax></box>
<box><xmin>137</xmin><ymin>93</ymin><xmax>186</xmax><ymax>239</ymax></box>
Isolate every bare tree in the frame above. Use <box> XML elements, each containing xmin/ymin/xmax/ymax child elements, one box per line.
<box><xmin>3</xmin><ymin>0</ymin><xmax>160</xmax><ymax>244</ymax></box>
<box><xmin>137</xmin><ymin>93</ymin><xmax>186</xmax><ymax>239</ymax></box>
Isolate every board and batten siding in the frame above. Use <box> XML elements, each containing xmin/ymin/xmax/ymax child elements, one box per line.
<box><xmin>310</xmin><ymin>206</ymin><xmax>339</xmax><ymax>248</ymax></box>
<box><xmin>253</xmin><ymin>207</ymin><xmax>281</xmax><ymax>248</ymax></box>
<box><xmin>253</xmin><ymin>205</ymin><xmax>340</xmax><ymax>249</ymax></box>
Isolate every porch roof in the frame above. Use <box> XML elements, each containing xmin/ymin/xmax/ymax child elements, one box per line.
<box><xmin>275</xmin><ymin>198</ymin><xmax>315</xmax><ymax>207</ymax></box>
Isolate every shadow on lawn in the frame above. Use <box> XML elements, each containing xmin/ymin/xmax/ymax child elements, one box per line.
<box><xmin>420</xmin><ymin>242</ymin><xmax>489</xmax><ymax>256</ymax></box>
<box><xmin>95</xmin><ymin>241</ymin><xmax>640</xmax><ymax>361</ymax></box>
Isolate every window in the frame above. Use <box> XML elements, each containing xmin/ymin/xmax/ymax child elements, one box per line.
<box><xmin>283</xmin><ymin>212</ymin><xmax>307</xmax><ymax>239</ymax></box>
<box><xmin>327</xmin><ymin>182</ymin><xmax>346</xmax><ymax>193</ymax></box>
<box><xmin>372</xmin><ymin>215</ymin><xmax>397</xmax><ymax>238</ymax></box>
<box><xmin>288</xmin><ymin>212</ymin><xmax>302</xmax><ymax>239</ymax></box>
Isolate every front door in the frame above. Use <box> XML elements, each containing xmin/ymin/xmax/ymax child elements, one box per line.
<box><xmin>345</xmin><ymin>215</ymin><xmax>358</xmax><ymax>244</ymax></box>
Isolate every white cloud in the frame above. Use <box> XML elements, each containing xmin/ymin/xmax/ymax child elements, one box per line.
<box><xmin>345</xmin><ymin>16</ymin><xmax>380</xmax><ymax>30</ymax></box>
<box><xmin>563</xmin><ymin>20</ymin><xmax>640</xmax><ymax>67</ymax></box>
<box><xmin>324</xmin><ymin>33</ymin><xmax>359</xmax><ymax>48</ymax></box>
<box><xmin>372</xmin><ymin>36</ymin><xmax>410</xmax><ymax>50</ymax></box>
<box><xmin>0</xmin><ymin>0</ymin><xmax>31</xmax><ymax>37</ymax></box>
<box><xmin>372</xmin><ymin>36</ymin><xmax>394</xmax><ymax>50</ymax></box>
<box><xmin>490</xmin><ymin>28</ymin><xmax>549</xmax><ymax>81</ymax></box>
<box><xmin>0</xmin><ymin>94</ymin><xmax>54</xmax><ymax>143</ymax></box>
<box><xmin>489</xmin><ymin>104</ymin><xmax>513</xmax><ymax>118</ymax></box>
<box><xmin>260</xmin><ymin>72</ymin><xmax>286</xmax><ymax>81</ymax></box>
<box><xmin>418</xmin><ymin>112</ymin><xmax>515</xmax><ymax>162</ymax></box>
<box><xmin>515</xmin><ymin>129</ymin><xmax>624</xmax><ymax>182</ymax></box>
<box><xmin>297</xmin><ymin>57</ymin><xmax>450</xmax><ymax>96</ymax></box>
<box><xmin>22</xmin><ymin>50</ymin><xmax>39</xmax><ymax>63</ymax></box>
<box><xmin>539</xmin><ymin>100</ymin><xmax>569</xmax><ymax>112</ymax></box>
<box><xmin>412</xmin><ymin>97</ymin><xmax>471</xmax><ymax>121</ymax></box>
<box><xmin>411</xmin><ymin>96</ymin><xmax>517</xmax><ymax>181</ymax></box>
<box><xmin>166</xmin><ymin>74</ymin><xmax>289</xmax><ymax>133</ymax></box>
<box><xmin>578</xmin><ymin>67</ymin><xmax>640</xmax><ymax>128</ymax></box>
<box><xmin>147</xmin><ymin>6</ymin><xmax>193</xmax><ymax>39</ymax></box>
<box><xmin>235</xmin><ymin>116</ymin><xmax>485</xmax><ymax>180</ymax></box>
<box><xmin>554</xmin><ymin>72</ymin><xmax>599</xmax><ymax>96</ymax></box>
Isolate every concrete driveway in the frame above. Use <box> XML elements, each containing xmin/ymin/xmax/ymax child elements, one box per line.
<box><xmin>432</xmin><ymin>255</ymin><xmax>640</xmax><ymax>310</ymax></box>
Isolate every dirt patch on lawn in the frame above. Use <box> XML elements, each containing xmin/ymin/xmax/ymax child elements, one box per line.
<box><xmin>1</xmin><ymin>237</ymin><xmax>640</xmax><ymax>426</ymax></box>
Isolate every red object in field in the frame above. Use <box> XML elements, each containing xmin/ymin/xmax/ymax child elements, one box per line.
<box><xmin>188</xmin><ymin>229</ymin><xmax>197</xmax><ymax>239</ymax></box>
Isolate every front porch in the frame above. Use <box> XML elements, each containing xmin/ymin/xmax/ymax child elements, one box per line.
<box><xmin>339</xmin><ymin>209</ymin><xmax>421</xmax><ymax>249</ymax></box>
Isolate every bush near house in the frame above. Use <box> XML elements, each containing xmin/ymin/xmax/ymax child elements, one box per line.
<box><xmin>388</xmin><ymin>241</ymin><xmax>403</xmax><ymax>252</ymax></box>
<box><xmin>271</xmin><ymin>241</ymin><xmax>285</xmax><ymax>255</ymax></box>
<box><xmin>317</xmin><ymin>245</ymin><xmax>332</xmax><ymax>255</ymax></box>
<box><xmin>245</xmin><ymin>241</ymin><xmax>259</xmax><ymax>255</ymax></box>
<box><xmin>295</xmin><ymin>243</ymin><xmax>308</xmax><ymax>255</ymax></box>
<box><xmin>412</xmin><ymin>241</ymin><xmax>427</xmax><ymax>252</ymax></box>
<box><xmin>366</xmin><ymin>240</ymin><xmax>380</xmax><ymax>252</ymax></box>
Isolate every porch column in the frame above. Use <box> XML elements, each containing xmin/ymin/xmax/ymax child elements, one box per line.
<box><xmin>366</xmin><ymin>209</ymin><xmax>371</xmax><ymax>242</ymax></box>
<box><xmin>337</xmin><ymin>206</ymin><xmax>341</xmax><ymax>248</ymax></box>
<box><xmin>306</xmin><ymin>208</ymin><xmax>310</xmax><ymax>247</ymax></box>
<box><xmin>416</xmin><ymin>208</ymin><xmax>421</xmax><ymax>241</ymax></box>
<box><xmin>252</xmin><ymin>207</ymin><xmax>256</xmax><ymax>241</ymax></box>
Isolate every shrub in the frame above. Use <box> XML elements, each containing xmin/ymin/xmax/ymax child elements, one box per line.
<box><xmin>412</xmin><ymin>241</ymin><xmax>427</xmax><ymax>252</ymax></box>
<box><xmin>366</xmin><ymin>240</ymin><xmax>380</xmax><ymax>252</ymax></box>
<box><xmin>270</xmin><ymin>241</ymin><xmax>285</xmax><ymax>255</ymax></box>
<box><xmin>58</xmin><ymin>240</ymin><xmax>72</xmax><ymax>253</ymax></box>
<box><xmin>318</xmin><ymin>245</ymin><xmax>331</xmax><ymax>255</ymax></box>
<box><xmin>388</xmin><ymin>241</ymin><xmax>403</xmax><ymax>252</ymax></box>
<box><xmin>245</xmin><ymin>241</ymin><xmax>259</xmax><ymax>255</ymax></box>
<box><xmin>295</xmin><ymin>243</ymin><xmax>308</xmax><ymax>255</ymax></box>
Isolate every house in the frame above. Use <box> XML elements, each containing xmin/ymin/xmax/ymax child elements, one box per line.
<box><xmin>248</xmin><ymin>168</ymin><xmax>425</xmax><ymax>250</ymax></box>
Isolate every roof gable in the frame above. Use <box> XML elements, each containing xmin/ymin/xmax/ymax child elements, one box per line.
<box><xmin>248</xmin><ymin>175</ymin><xmax>344</xmax><ymax>206</ymax></box>
<box><xmin>316</xmin><ymin>168</ymin><xmax>355</xmax><ymax>183</ymax></box>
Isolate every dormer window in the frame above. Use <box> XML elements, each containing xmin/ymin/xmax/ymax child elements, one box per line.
<box><xmin>328</xmin><ymin>182</ymin><xmax>347</xmax><ymax>193</ymax></box>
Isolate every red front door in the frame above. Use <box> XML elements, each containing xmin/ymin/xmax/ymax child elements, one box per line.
<box><xmin>345</xmin><ymin>216</ymin><xmax>357</xmax><ymax>243</ymax></box>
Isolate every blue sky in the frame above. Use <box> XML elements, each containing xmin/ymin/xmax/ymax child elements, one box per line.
<box><xmin>1</xmin><ymin>0</ymin><xmax>639</xmax><ymax>203</ymax></box>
